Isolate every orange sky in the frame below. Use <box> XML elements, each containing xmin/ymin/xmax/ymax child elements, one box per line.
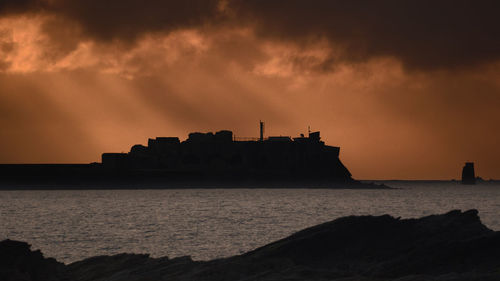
<box><xmin>1</xmin><ymin>1</ymin><xmax>500</xmax><ymax>179</ymax></box>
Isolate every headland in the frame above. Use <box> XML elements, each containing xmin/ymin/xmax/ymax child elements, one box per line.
<box><xmin>0</xmin><ymin>123</ymin><xmax>387</xmax><ymax>189</ymax></box>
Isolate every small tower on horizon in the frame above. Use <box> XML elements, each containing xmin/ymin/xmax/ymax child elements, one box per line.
<box><xmin>259</xmin><ymin>120</ymin><xmax>265</xmax><ymax>141</ymax></box>
<box><xmin>461</xmin><ymin>162</ymin><xmax>476</xmax><ymax>185</ymax></box>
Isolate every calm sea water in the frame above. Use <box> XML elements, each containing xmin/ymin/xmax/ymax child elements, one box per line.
<box><xmin>1</xmin><ymin>181</ymin><xmax>499</xmax><ymax>264</ymax></box>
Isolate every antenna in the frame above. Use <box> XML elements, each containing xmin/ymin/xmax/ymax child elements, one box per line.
<box><xmin>308</xmin><ymin>126</ymin><xmax>311</xmax><ymax>136</ymax></box>
<box><xmin>260</xmin><ymin>120</ymin><xmax>265</xmax><ymax>141</ymax></box>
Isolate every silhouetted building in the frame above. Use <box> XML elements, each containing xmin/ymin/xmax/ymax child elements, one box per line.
<box><xmin>102</xmin><ymin>153</ymin><xmax>128</xmax><ymax>169</ymax></box>
<box><xmin>461</xmin><ymin>162</ymin><xmax>476</xmax><ymax>185</ymax></box>
<box><xmin>100</xmin><ymin>123</ymin><xmax>353</xmax><ymax>182</ymax></box>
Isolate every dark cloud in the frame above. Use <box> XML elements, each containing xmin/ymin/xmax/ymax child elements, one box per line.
<box><xmin>228</xmin><ymin>0</ymin><xmax>500</xmax><ymax>71</ymax></box>
<box><xmin>49</xmin><ymin>0</ymin><xmax>221</xmax><ymax>42</ymax></box>
<box><xmin>2</xmin><ymin>0</ymin><xmax>500</xmax><ymax>71</ymax></box>
<box><xmin>0</xmin><ymin>0</ymin><xmax>46</xmax><ymax>14</ymax></box>
<box><xmin>0</xmin><ymin>0</ymin><xmax>221</xmax><ymax>42</ymax></box>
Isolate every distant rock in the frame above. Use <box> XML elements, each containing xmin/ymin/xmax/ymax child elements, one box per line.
<box><xmin>3</xmin><ymin>210</ymin><xmax>500</xmax><ymax>280</ymax></box>
<box><xmin>461</xmin><ymin>162</ymin><xmax>476</xmax><ymax>184</ymax></box>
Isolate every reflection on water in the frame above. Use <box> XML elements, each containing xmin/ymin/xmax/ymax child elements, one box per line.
<box><xmin>1</xmin><ymin>181</ymin><xmax>499</xmax><ymax>263</ymax></box>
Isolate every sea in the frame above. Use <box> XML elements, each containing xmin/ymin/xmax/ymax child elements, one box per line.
<box><xmin>1</xmin><ymin>181</ymin><xmax>499</xmax><ymax>264</ymax></box>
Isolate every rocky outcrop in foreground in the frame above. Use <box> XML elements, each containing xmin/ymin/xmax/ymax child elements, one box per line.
<box><xmin>0</xmin><ymin>240</ymin><xmax>66</xmax><ymax>281</ymax></box>
<box><xmin>2</xmin><ymin>210</ymin><xmax>500</xmax><ymax>281</ymax></box>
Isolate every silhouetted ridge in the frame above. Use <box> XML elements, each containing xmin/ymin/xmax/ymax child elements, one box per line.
<box><xmin>3</xmin><ymin>210</ymin><xmax>500</xmax><ymax>280</ymax></box>
<box><xmin>0</xmin><ymin>125</ymin><xmax>379</xmax><ymax>188</ymax></box>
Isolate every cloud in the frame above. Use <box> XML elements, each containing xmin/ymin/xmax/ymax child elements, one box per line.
<box><xmin>2</xmin><ymin>1</ymin><xmax>500</xmax><ymax>72</ymax></box>
<box><xmin>0</xmin><ymin>0</ymin><xmax>224</xmax><ymax>70</ymax></box>
<box><xmin>228</xmin><ymin>0</ymin><xmax>500</xmax><ymax>71</ymax></box>
<box><xmin>0</xmin><ymin>0</ymin><xmax>221</xmax><ymax>42</ymax></box>
<box><xmin>49</xmin><ymin>0</ymin><xmax>221</xmax><ymax>43</ymax></box>
<box><xmin>0</xmin><ymin>0</ymin><xmax>46</xmax><ymax>14</ymax></box>
<box><xmin>0</xmin><ymin>27</ymin><xmax>15</xmax><ymax>70</ymax></box>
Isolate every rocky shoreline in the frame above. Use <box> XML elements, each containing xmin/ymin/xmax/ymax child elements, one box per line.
<box><xmin>2</xmin><ymin>210</ymin><xmax>499</xmax><ymax>281</ymax></box>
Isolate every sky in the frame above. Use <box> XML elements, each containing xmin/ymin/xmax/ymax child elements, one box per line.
<box><xmin>0</xmin><ymin>0</ymin><xmax>499</xmax><ymax>180</ymax></box>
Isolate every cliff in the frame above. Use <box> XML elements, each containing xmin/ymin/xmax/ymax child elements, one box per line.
<box><xmin>2</xmin><ymin>210</ymin><xmax>500</xmax><ymax>280</ymax></box>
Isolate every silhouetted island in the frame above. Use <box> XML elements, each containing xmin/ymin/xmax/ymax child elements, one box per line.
<box><xmin>2</xmin><ymin>210</ymin><xmax>500</xmax><ymax>280</ymax></box>
<box><xmin>0</xmin><ymin>123</ymin><xmax>385</xmax><ymax>189</ymax></box>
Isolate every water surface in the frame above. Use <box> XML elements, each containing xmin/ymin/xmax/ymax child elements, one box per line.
<box><xmin>1</xmin><ymin>181</ymin><xmax>499</xmax><ymax>263</ymax></box>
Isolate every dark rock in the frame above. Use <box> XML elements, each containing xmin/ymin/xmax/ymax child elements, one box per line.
<box><xmin>0</xmin><ymin>239</ymin><xmax>67</xmax><ymax>281</ymax></box>
<box><xmin>462</xmin><ymin>162</ymin><xmax>476</xmax><ymax>184</ymax></box>
<box><xmin>3</xmin><ymin>210</ymin><xmax>500</xmax><ymax>281</ymax></box>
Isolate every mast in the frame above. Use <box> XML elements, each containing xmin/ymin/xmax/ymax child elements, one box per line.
<box><xmin>260</xmin><ymin>120</ymin><xmax>265</xmax><ymax>141</ymax></box>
